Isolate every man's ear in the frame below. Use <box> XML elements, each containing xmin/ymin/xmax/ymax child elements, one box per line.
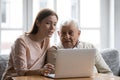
<box><xmin>57</xmin><ymin>31</ymin><xmax>60</xmax><ymax>36</ymax></box>
<box><xmin>78</xmin><ymin>30</ymin><xmax>81</xmax><ymax>36</ymax></box>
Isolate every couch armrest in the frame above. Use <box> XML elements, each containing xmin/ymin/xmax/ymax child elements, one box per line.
<box><xmin>0</xmin><ymin>55</ymin><xmax>9</xmax><ymax>80</ymax></box>
<box><xmin>101</xmin><ymin>48</ymin><xmax>120</xmax><ymax>76</ymax></box>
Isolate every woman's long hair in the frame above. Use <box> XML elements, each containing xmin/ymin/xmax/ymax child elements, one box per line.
<box><xmin>28</xmin><ymin>8</ymin><xmax>58</xmax><ymax>34</ymax></box>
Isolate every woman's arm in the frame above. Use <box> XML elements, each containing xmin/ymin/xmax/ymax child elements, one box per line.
<box><xmin>11</xmin><ymin>38</ymin><xmax>41</xmax><ymax>76</ymax></box>
<box><xmin>12</xmin><ymin>38</ymin><xmax>54</xmax><ymax>76</ymax></box>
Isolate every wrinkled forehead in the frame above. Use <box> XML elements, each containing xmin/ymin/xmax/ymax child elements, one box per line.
<box><xmin>60</xmin><ymin>23</ymin><xmax>79</xmax><ymax>33</ymax></box>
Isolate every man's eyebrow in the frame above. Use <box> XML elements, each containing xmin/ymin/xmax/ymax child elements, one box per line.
<box><xmin>62</xmin><ymin>31</ymin><xmax>66</xmax><ymax>33</ymax></box>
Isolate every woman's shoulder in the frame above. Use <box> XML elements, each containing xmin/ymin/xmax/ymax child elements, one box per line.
<box><xmin>47</xmin><ymin>46</ymin><xmax>57</xmax><ymax>52</ymax></box>
<box><xmin>14</xmin><ymin>33</ymin><xmax>28</xmax><ymax>45</ymax></box>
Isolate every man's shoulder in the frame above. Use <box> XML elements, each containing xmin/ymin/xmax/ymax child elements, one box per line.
<box><xmin>79</xmin><ymin>41</ymin><xmax>93</xmax><ymax>45</ymax></box>
<box><xmin>78</xmin><ymin>41</ymin><xmax>95</xmax><ymax>48</ymax></box>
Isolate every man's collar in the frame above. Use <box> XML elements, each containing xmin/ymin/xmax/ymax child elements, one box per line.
<box><xmin>58</xmin><ymin>40</ymin><xmax>80</xmax><ymax>49</ymax></box>
<box><xmin>73</xmin><ymin>40</ymin><xmax>80</xmax><ymax>48</ymax></box>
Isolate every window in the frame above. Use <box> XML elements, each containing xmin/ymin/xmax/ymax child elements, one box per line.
<box><xmin>0</xmin><ymin>0</ymin><xmax>23</xmax><ymax>54</ymax></box>
<box><xmin>79</xmin><ymin>0</ymin><xmax>100</xmax><ymax>49</ymax></box>
<box><xmin>0</xmin><ymin>0</ymin><xmax>101</xmax><ymax>54</ymax></box>
<box><xmin>33</xmin><ymin>0</ymin><xmax>100</xmax><ymax>48</ymax></box>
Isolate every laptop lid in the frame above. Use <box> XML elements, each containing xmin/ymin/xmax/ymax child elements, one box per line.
<box><xmin>48</xmin><ymin>48</ymin><xmax>96</xmax><ymax>79</ymax></box>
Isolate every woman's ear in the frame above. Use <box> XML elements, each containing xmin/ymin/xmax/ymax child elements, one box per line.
<box><xmin>36</xmin><ymin>20</ymin><xmax>39</xmax><ymax>27</ymax></box>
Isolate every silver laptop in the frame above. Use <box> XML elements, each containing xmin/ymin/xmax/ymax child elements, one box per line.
<box><xmin>47</xmin><ymin>48</ymin><xmax>96</xmax><ymax>79</ymax></box>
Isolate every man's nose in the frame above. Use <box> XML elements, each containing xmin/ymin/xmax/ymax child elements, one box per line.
<box><xmin>64</xmin><ymin>33</ymin><xmax>70</xmax><ymax>39</ymax></box>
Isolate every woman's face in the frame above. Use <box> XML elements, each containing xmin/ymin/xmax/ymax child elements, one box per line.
<box><xmin>37</xmin><ymin>15</ymin><xmax>58</xmax><ymax>38</ymax></box>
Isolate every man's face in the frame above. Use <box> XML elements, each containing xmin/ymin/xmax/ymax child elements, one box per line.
<box><xmin>58</xmin><ymin>24</ymin><xmax>80</xmax><ymax>48</ymax></box>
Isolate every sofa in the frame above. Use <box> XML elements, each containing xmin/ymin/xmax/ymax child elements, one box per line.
<box><xmin>0</xmin><ymin>48</ymin><xmax>120</xmax><ymax>80</ymax></box>
<box><xmin>0</xmin><ymin>55</ymin><xmax>9</xmax><ymax>80</ymax></box>
<box><xmin>101</xmin><ymin>48</ymin><xmax>120</xmax><ymax>76</ymax></box>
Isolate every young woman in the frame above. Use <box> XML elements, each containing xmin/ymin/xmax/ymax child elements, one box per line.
<box><xmin>2</xmin><ymin>8</ymin><xmax>58</xmax><ymax>80</ymax></box>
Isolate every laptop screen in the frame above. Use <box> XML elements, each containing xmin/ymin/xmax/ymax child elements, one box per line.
<box><xmin>47</xmin><ymin>48</ymin><xmax>96</xmax><ymax>78</ymax></box>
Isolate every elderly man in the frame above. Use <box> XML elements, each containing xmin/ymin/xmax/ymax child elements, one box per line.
<box><xmin>46</xmin><ymin>20</ymin><xmax>112</xmax><ymax>74</ymax></box>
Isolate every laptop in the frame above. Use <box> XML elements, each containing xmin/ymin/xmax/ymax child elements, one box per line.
<box><xmin>47</xmin><ymin>48</ymin><xmax>96</xmax><ymax>79</ymax></box>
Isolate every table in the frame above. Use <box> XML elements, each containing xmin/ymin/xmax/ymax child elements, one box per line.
<box><xmin>12</xmin><ymin>73</ymin><xmax>120</xmax><ymax>80</ymax></box>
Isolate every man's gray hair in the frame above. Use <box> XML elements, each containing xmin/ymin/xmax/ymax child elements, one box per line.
<box><xmin>60</xmin><ymin>19</ymin><xmax>80</xmax><ymax>30</ymax></box>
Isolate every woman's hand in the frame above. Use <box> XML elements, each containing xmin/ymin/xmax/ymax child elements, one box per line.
<box><xmin>40</xmin><ymin>63</ymin><xmax>55</xmax><ymax>76</ymax></box>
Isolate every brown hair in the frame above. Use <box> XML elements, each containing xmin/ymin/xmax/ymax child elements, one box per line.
<box><xmin>29</xmin><ymin>8</ymin><xmax>58</xmax><ymax>34</ymax></box>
